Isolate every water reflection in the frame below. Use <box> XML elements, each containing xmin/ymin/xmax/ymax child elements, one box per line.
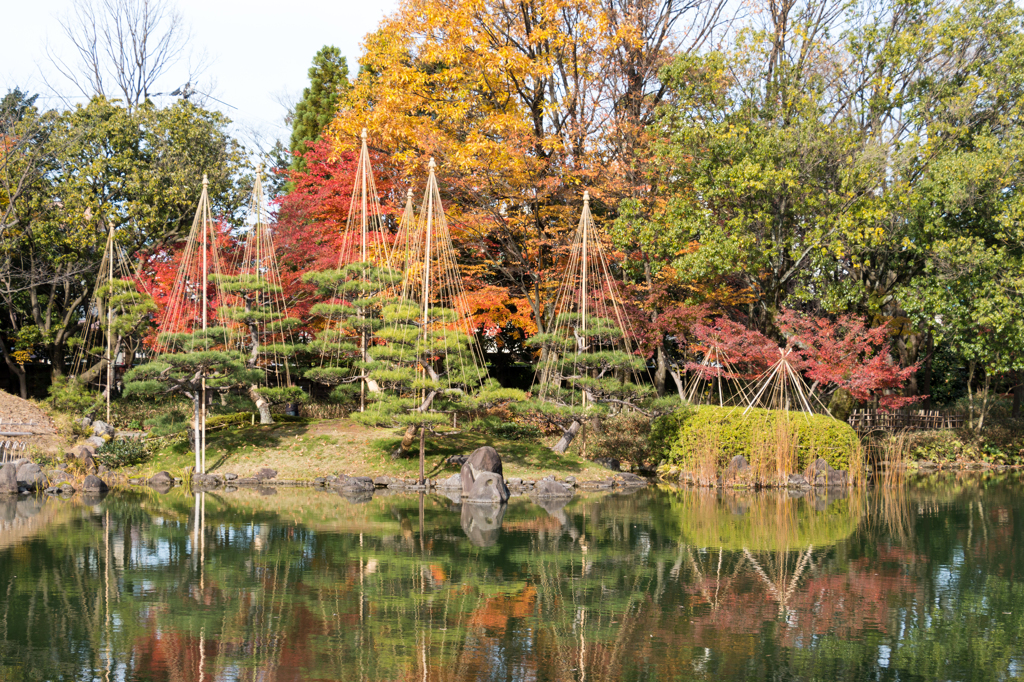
<box><xmin>0</xmin><ymin>473</ymin><xmax>1021</xmax><ymax>681</ymax></box>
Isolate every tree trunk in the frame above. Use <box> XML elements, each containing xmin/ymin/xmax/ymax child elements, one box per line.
<box><xmin>669</xmin><ymin>369</ymin><xmax>686</xmax><ymax>401</ymax></box>
<box><xmin>978</xmin><ymin>372</ymin><xmax>991</xmax><ymax>431</ymax></box>
<box><xmin>419</xmin><ymin>426</ymin><xmax>426</xmax><ymax>485</ymax></box>
<box><xmin>1013</xmin><ymin>370</ymin><xmax>1022</xmax><ymax>420</ymax></box>
<box><xmin>654</xmin><ymin>344</ymin><xmax>668</xmax><ymax>397</ymax></box>
<box><xmin>552</xmin><ymin>420</ymin><xmax>582</xmax><ymax>454</ymax></box>
<box><xmin>248</xmin><ymin>384</ymin><xmax>274</xmax><ymax>424</ymax></box>
<box><xmin>0</xmin><ymin>338</ymin><xmax>27</xmax><ymax>399</ymax></box>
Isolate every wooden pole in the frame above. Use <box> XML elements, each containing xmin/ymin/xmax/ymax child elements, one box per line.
<box><xmin>200</xmin><ymin>174</ymin><xmax>208</xmax><ymax>475</ymax></box>
<box><xmin>105</xmin><ymin>221</ymin><xmax>115</xmax><ymax>424</ymax></box>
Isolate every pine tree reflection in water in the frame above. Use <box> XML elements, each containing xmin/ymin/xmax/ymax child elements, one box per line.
<box><xmin>0</xmin><ymin>476</ymin><xmax>1022</xmax><ymax>681</ymax></box>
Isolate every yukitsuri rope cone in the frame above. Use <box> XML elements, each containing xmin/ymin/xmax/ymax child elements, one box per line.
<box><xmin>215</xmin><ymin>167</ymin><xmax>306</xmax><ymax>423</ymax></box>
<box><xmin>69</xmin><ymin>220</ymin><xmax>156</xmax><ymax>423</ymax></box>
<box><xmin>356</xmin><ymin>158</ymin><xmax>520</xmax><ymax>483</ymax></box>
<box><xmin>122</xmin><ymin>175</ymin><xmax>261</xmax><ymax>473</ymax></box>
<box><xmin>303</xmin><ymin>129</ymin><xmax>400</xmax><ymax>412</ymax></box>
<box><xmin>525</xmin><ymin>191</ymin><xmax>654</xmax><ymax>454</ymax></box>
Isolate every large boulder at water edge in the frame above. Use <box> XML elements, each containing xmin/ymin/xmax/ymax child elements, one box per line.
<box><xmin>460</xmin><ymin>447</ymin><xmax>509</xmax><ymax>502</ymax></box>
<box><xmin>82</xmin><ymin>475</ymin><xmax>109</xmax><ymax>493</ymax></box>
<box><xmin>803</xmin><ymin>458</ymin><xmax>848</xmax><ymax>487</ymax></box>
<box><xmin>464</xmin><ymin>471</ymin><xmax>510</xmax><ymax>503</ymax></box>
<box><xmin>533</xmin><ymin>477</ymin><xmax>573</xmax><ymax>498</ymax></box>
<box><xmin>16</xmin><ymin>462</ymin><xmax>47</xmax><ymax>491</ymax></box>
<box><xmin>0</xmin><ymin>463</ymin><xmax>18</xmax><ymax>494</ymax></box>
<box><xmin>333</xmin><ymin>475</ymin><xmax>375</xmax><ymax>493</ymax></box>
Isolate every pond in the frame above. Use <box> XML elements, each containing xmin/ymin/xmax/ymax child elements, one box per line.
<box><xmin>1</xmin><ymin>474</ymin><xmax>1022</xmax><ymax>681</ymax></box>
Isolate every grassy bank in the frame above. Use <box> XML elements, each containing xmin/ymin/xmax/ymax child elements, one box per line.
<box><xmin>131</xmin><ymin>418</ymin><xmax>611</xmax><ymax>482</ymax></box>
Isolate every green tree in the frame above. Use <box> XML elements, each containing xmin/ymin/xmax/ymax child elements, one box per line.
<box><xmin>289</xmin><ymin>46</ymin><xmax>349</xmax><ymax>173</ymax></box>
<box><xmin>0</xmin><ymin>96</ymin><xmax>246</xmax><ymax>396</ymax></box>
<box><xmin>354</xmin><ymin>299</ymin><xmax>522</xmax><ymax>482</ymax></box>
<box><xmin>302</xmin><ymin>262</ymin><xmax>398</xmax><ymax>409</ymax></box>
<box><xmin>214</xmin><ymin>273</ymin><xmax>306</xmax><ymax>423</ymax></box>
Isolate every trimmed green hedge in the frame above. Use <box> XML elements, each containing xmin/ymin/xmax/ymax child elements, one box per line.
<box><xmin>658</xmin><ymin>405</ymin><xmax>860</xmax><ymax>473</ymax></box>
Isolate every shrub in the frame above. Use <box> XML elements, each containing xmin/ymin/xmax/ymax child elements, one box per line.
<box><xmin>662</xmin><ymin>405</ymin><xmax>860</xmax><ymax>474</ymax></box>
<box><xmin>589</xmin><ymin>411</ymin><xmax>657</xmax><ymax>468</ymax></box>
<box><xmin>466</xmin><ymin>415</ymin><xmax>542</xmax><ymax>441</ymax></box>
<box><xmin>95</xmin><ymin>438</ymin><xmax>152</xmax><ymax>469</ymax></box>
<box><xmin>47</xmin><ymin>376</ymin><xmax>102</xmax><ymax>416</ymax></box>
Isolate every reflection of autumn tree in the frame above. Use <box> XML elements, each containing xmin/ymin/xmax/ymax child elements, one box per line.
<box><xmin>2</xmin><ymin>478</ymin><xmax>1024</xmax><ymax>680</ymax></box>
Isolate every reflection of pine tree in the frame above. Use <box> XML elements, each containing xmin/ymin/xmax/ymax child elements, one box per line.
<box><xmin>215</xmin><ymin>273</ymin><xmax>305</xmax><ymax>422</ymax></box>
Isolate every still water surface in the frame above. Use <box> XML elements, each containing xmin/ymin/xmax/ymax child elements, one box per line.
<box><xmin>0</xmin><ymin>475</ymin><xmax>1022</xmax><ymax>681</ymax></box>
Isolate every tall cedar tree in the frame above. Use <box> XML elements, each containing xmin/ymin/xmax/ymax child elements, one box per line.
<box><xmin>289</xmin><ymin>47</ymin><xmax>349</xmax><ymax>173</ymax></box>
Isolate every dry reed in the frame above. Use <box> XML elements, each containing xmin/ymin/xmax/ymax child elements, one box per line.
<box><xmin>688</xmin><ymin>426</ymin><xmax>721</xmax><ymax>486</ymax></box>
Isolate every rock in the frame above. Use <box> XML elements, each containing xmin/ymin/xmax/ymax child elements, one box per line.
<box><xmin>332</xmin><ymin>475</ymin><xmax>374</xmax><ymax>493</ymax></box>
<box><xmin>594</xmin><ymin>457</ymin><xmax>621</xmax><ymax>472</ymax></box>
<box><xmin>0</xmin><ymin>464</ymin><xmax>19</xmax><ymax>495</ymax></box>
<box><xmin>435</xmin><ymin>473</ymin><xmax>463</xmax><ymax>489</ymax></box>
<box><xmin>460</xmin><ymin>446</ymin><xmax>505</xmax><ymax>495</ymax></box>
<box><xmin>721</xmin><ymin>455</ymin><xmax>754</xmax><ymax>487</ymax></box>
<box><xmin>223</xmin><ymin>473</ymin><xmax>238</xmax><ymax>481</ymax></box>
<box><xmin>506</xmin><ymin>477</ymin><xmax>523</xmax><ymax>487</ymax></box>
<box><xmin>98</xmin><ymin>465</ymin><xmax>109</xmax><ymax>474</ymax></box>
<box><xmin>313</xmin><ymin>477</ymin><xmax>327</xmax><ymax>487</ymax></box>
<box><xmin>91</xmin><ymin>420</ymin><xmax>115</xmax><ymax>438</ymax></box>
<box><xmin>82</xmin><ymin>454</ymin><xmax>97</xmax><ymax>472</ymax></box>
<box><xmin>612</xmin><ymin>472</ymin><xmax>647</xmax><ymax>487</ymax></box>
<box><xmin>460</xmin><ymin>502</ymin><xmax>507</xmax><ymax>547</ymax></box>
<box><xmin>464</xmin><ymin>471</ymin><xmax>510</xmax><ymax>503</ymax></box>
<box><xmin>149</xmin><ymin>471</ymin><xmax>174</xmax><ymax>487</ymax></box>
<box><xmin>803</xmin><ymin>458</ymin><xmax>848</xmax><ymax>487</ymax></box>
<box><xmin>372</xmin><ymin>476</ymin><xmax>395</xmax><ymax>488</ymax></box>
<box><xmin>579</xmin><ymin>480</ymin><xmax>613</xmax><ymax>491</ymax></box>
<box><xmin>917</xmin><ymin>459</ymin><xmax>937</xmax><ymax>470</ymax></box>
<box><xmin>82</xmin><ymin>475</ymin><xmax>108</xmax><ymax>493</ymax></box>
<box><xmin>448</xmin><ymin>455</ymin><xmax>468</xmax><ymax>467</ymax></box>
<box><xmin>534</xmin><ymin>477</ymin><xmax>573</xmax><ymax>498</ymax></box>
<box><xmin>787</xmin><ymin>473</ymin><xmax>810</xmax><ymax>488</ymax></box>
<box><xmin>192</xmin><ymin>473</ymin><xmax>221</xmax><ymax>487</ymax></box>
<box><xmin>77</xmin><ymin>416</ymin><xmax>93</xmax><ymax>429</ymax></box>
<box><xmin>59</xmin><ymin>483</ymin><xmax>75</xmax><ymax>494</ymax></box>
<box><xmin>564</xmin><ymin>476</ymin><xmax>576</xmax><ymax>487</ymax></box>
<box><xmin>85</xmin><ymin>436</ymin><xmax>107</xmax><ymax>449</ymax></box>
<box><xmin>16</xmin><ymin>462</ymin><xmax>47</xmax><ymax>491</ymax></box>
<box><xmin>11</xmin><ymin>458</ymin><xmax>29</xmax><ymax>469</ymax></box>
<box><xmin>128</xmin><ymin>478</ymin><xmax>144</xmax><ymax>485</ymax></box>
<box><xmin>255</xmin><ymin>468</ymin><xmax>278</xmax><ymax>480</ymax></box>
<box><xmin>47</xmin><ymin>470</ymin><xmax>71</xmax><ymax>485</ymax></box>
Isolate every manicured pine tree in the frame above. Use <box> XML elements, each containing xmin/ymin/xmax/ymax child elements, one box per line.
<box><xmin>123</xmin><ymin>176</ymin><xmax>259</xmax><ymax>473</ymax></box>
<box><xmin>214</xmin><ymin>168</ymin><xmax>305</xmax><ymax>423</ymax></box>
<box><xmin>523</xmin><ymin>192</ymin><xmax>672</xmax><ymax>453</ymax></box>
<box><xmin>302</xmin><ymin>130</ymin><xmax>402</xmax><ymax>411</ymax></box>
<box><xmin>353</xmin><ymin>159</ymin><xmax>522</xmax><ymax>483</ymax></box>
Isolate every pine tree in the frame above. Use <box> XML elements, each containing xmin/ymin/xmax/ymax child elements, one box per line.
<box><xmin>303</xmin><ymin>261</ymin><xmax>397</xmax><ymax>407</ymax></box>
<box><xmin>289</xmin><ymin>46</ymin><xmax>349</xmax><ymax>173</ymax></box>
<box><xmin>354</xmin><ymin>300</ymin><xmax>521</xmax><ymax>480</ymax></box>
<box><xmin>214</xmin><ymin>273</ymin><xmax>305</xmax><ymax>423</ymax></box>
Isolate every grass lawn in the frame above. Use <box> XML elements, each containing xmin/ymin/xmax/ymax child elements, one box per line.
<box><xmin>133</xmin><ymin>418</ymin><xmax>612</xmax><ymax>482</ymax></box>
